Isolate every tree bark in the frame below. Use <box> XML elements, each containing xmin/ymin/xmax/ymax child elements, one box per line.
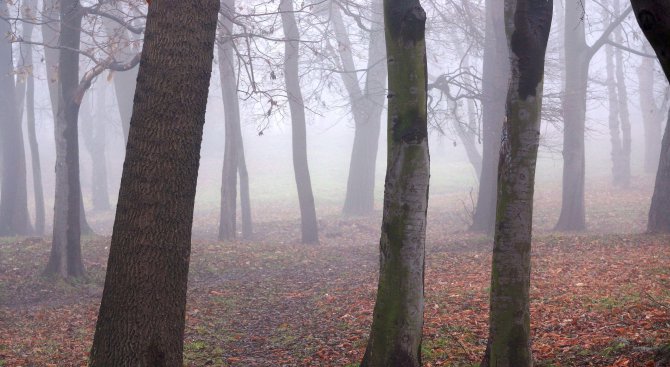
<box><xmin>44</xmin><ymin>0</ymin><xmax>85</xmax><ymax>278</ymax></box>
<box><xmin>89</xmin><ymin>0</ymin><xmax>220</xmax><ymax>364</ymax></box>
<box><xmin>481</xmin><ymin>0</ymin><xmax>552</xmax><ymax>365</ymax></box>
<box><xmin>630</xmin><ymin>0</ymin><xmax>670</xmax><ymax>233</ymax></box>
<box><xmin>360</xmin><ymin>2</ymin><xmax>429</xmax><ymax>366</ymax></box>
<box><xmin>605</xmin><ymin>40</ymin><xmax>625</xmax><ymax>186</ymax></box>
<box><xmin>470</xmin><ymin>0</ymin><xmax>509</xmax><ymax>233</ymax></box>
<box><xmin>333</xmin><ymin>0</ymin><xmax>388</xmax><ymax>216</ymax></box>
<box><xmin>280</xmin><ymin>0</ymin><xmax>319</xmax><ymax>244</ymax></box>
<box><xmin>0</xmin><ymin>1</ymin><xmax>33</xmax><ymax>237</ymax></box>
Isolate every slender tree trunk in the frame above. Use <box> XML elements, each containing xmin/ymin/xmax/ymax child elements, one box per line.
<box><xmin>337</xmin><ymin>0</ymin><xmax>388</xmax><ymax>216</ymax></box>
<box><xmin>555</xmin><ymin>0</ymin><xmax>588</xmax><ymax>231</ymax></box>
<box><xmin>605</xmin><ymin>40</ymin><xmax>625</xmax><ymax>186</ymax></box>
<box><xmin>0</xmin><ymin>1</ymin><xmax>33</xmax><ymax>236</ymax></box>
<box><xmin>638</xmin><ymin>48</ymin><xmax>664</xmax><ymax>174</ymax></box>
<box><xmin>360</xmin><ymin>2</ymin><xmax>429</xmax><ymax>366</ymax></box>
<box><xmin>280</xmin><ymin>0</ymin><xmax>319</xmax><ymax>244</ymax></box>
<box><xmin>481</xmin><ymin>0</ymin><xmax>552</xmax><ymax>365</ymax></box>
<box><xmin>24</xmin><ymin>20</ymin><xmax>45</xmax><ymax>235</ymax></box>
<box><xmin>238</xmin><ymin>141</ymin><xmax>252</xmax><ymax>239</ymax></box>
<box><xmin>631</xmin><ymin>0</ymin><xmax>670</xmax><ymax>233</ymax></box>
<box><xmin>218</xmin><ymin>0</ymin><xmax>240</xmax><ymax>241</ymax></box>
<box><xmin>89</xmin><ymin>0</ymin><xmax>220</xmax><ymax>364</ymax></box>
<box><xmin>470</xmin><ymin>0</ymin><xmax>509</xmax><ymax>233</ymax></box>
<box><xmin>44</xmin><ymin>0</ymin><xmax>85</xmax><ymax>278</ymax></box>
<box><xmin>613</xmin><ymin>0</ymin><xmax>631</xmax><ymax>187</ymax></box>
<box><xmin>81</xmin><ymin>87</ymin><xmax>111</xmax><ymax>212</ymax></box>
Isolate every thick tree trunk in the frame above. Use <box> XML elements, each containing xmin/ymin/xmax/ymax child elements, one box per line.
<box><xmin>336</xmin><ymin>0</ymin><xmax>388</xmax><ymax>216</ymax></box>
<box><xmin>0</xmin><ymin>1</ymin><xmax>33</xmax><ymax>237</ymax></box>
<box><xmin>43</xmin><ymin>0</ymin><xmax>85</xmax><ymax>278</ymax></box>
<box><xmin>218</xmin><ymin>0</ymin><xmax>240</xmax><ymax>241</ymax></box>
<box><xmin>481</xmin><ymin>0</ymin><xmax>552</xmax><ymax>365</ymax></box>
<box><xmin>280</xmin><ymin>0</ymin><xmax>319</xmax><ymax>244</ymax></box>
<box><xmin>638</xmin><ymin>50</ymin><xmax>664</xmax><ymax>174</ymax></box>
<box><xmin>631</xmin><ymin>0</ymin><xmax>670</xmax><ymax>233</ymax></box>
<box><xmin>89</xmin><ymin>1</ymin><xmax>220</xmax><ymax>364</ymax></box>
<box><xmin>360</xmin><ymin>2</ymin><xmax>429</xmax><ymax>366</ymax></box>
<box><xmin>555</xmin><ymin>0</ymin><xmax>588</xmax><ymax>231</ymax></box>
<box><xmin>470</xmin><ymin>0</ymin><xmax>509</xmax><ymax>233</ymax></box>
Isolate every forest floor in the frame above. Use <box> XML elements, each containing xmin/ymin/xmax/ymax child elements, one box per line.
<box><xmin>0</xmin><ymin>179</ymin><xmax>669</xmax><ymax>366</ymax></box>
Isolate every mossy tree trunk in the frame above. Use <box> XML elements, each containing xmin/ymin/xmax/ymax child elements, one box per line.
<box><xmin>360</xmin><ymin>1</ymin><xmax>429</xmax><ymax>366</ymax></box>
<box><xmin>89</xmin><ymin>0</ymin><xmax>220</xmax><ymax>364</ymax></box>
<box><xmin>631</xmin><ymin>0</ymin><xmax>670</xmax><ymax>233</ymax></box>
<box><xmin>280</xmin><ymin>0</ymin><xmax>319</xmax><ymax>244</ymax></box>
<box><xmin>481</xmin><ymin>0</ymin><xmax>552</xmax><ymax>365</ymax></box>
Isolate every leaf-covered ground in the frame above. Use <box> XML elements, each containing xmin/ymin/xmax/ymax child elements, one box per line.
<box><xmin>0</xmin><ymin>180</ymin><xmax>669</xmax><ymax>366</ymax></box>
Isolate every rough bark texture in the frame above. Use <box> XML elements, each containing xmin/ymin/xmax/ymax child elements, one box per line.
<box><xmin>334</xmin><ymin>0</ymin><xmax>388</xmax><ymax>216</ymax></box>
<box><xmin>470</xmin><ymin>0</ymin><xmax>509</xmax><ymax>233</ymax></box>
<box><xmin>481</xmin><ymin>0</ymin><xmax>552</xmax><ymax>365</ymax></box>
<box><xmin>44</xmin><ymin>0</ymin><xmax>85</xmax><ymax>278</ymax></box>
<box><xmin>280</xmin><ymin>0</ymin><xmax>319</xmax><ymax>244</ymax></box>
<box><xmin>631</xmin><ymin>0</ymin><xmax>670</xmax><ymax>233</ymax></box>
<box><xmin>360</xmin><ymin>1</ymin><xmax>429</xmax><ymax>366</ymax></box>
<box><xmin>0</xmin><ymin>1</ymin><xmax>33</xmax><ymax>236</ymax></box>
<box><xmin>89</xmin><ymin>0</ymin><xmax>220</xmax><ymax>365</ymax></box>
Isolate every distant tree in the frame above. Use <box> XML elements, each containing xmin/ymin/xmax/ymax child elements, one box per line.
<box><xmin>481</xmin><ymin>0</ymin><xmax>552</xmax><ymax>365</ymax></box>
<box><xmin>218</xmin><ymin>0</ymin><xmax>252</xmax><ymax>241</ymax></box>
<box><xmin>0</xmin><ymin>0</ymin><xmax>33</xmax><ymax>237</ymax></box>
<box><xmin>280</xmin><ymin>0</ymin><xmax>319</xmax><ymax>244</ymax></box>
<box><xmin>630</xmin><ymin>0</ymin><xmax>670</xmax><ymax>233</ymax></box>
<box><xmin>89</xmin><ymin>0</ymin><xmax>220</xmax><ymax>364</ymax></box>
<box><xmin>80</xmin><ymin>85</ymin><xmax>111</xmax><ymax>212</ymax></box>
<box><xmin>637</xmin><ymin>46</ymin><xmax>668</xmax><ymax>174</ymax></box>
<box><xmin>361</xmin><ymin>0</ymin><xmax>429</xmax><ymax>366</ymax></box>
<box><xmin>470</xmin><ymin>0</ymin><xmax>509</xmax><ymax>234</ymax></box>
<box><xmin>555</xmin><ymin>0</ymin><xmax>631</xmax><ymax>231</ymax></box>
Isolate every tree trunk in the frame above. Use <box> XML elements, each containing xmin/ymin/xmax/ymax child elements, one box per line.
<box><xmin>218</xmin><ymin>0</ymin><xmax>240</xmax><ymax>241</ymax></box>
<box><xmin>0</xmin><ymin>1</ymin><xmax>33</xmax><ymax>237</ymax></box>
<box><xmin>280</xmin><ymin>0</ymin><xmax>319</xmax><ymax>244</ymax></box>
<box><xmin>81</xmin><ymin>86</ymin><xmax>111</xmax><ymax>212</ymax></box>
<box><xmin>43</xmin><ymin>0</ymin><xmax>85</xmax><ymax>278</ymax></box>
<box><xmin>335</xmin><ymin>0</ymin><xmax>388</xmax><ymax>216</ymax></box>
<box><xmin>101</xmin><ymin>1</ymin><xmax>139</xmax><ymax>142</ymax></box>
<box><xmin>481</xmin><ymin>0</ymin><xmax>552</xmax><ymax>365</ymax></box>
<box><xmin>23</xmin><ymin>3</ymin><xmax>45</xmax><ymax>235</ymax></box>
<box><xmin>470</xmin><ymin>0</ymin><xmax>509</xmax><ymax>233</ymax></box>
<box><xmin>605</xmin><ymin>40</ymin><xmax>625</xmax><ymax>186</ymax></box>
<box><xmin>360</xmin><ymin>2</ymin><xmax>429</xmax><ymax>366</ymax></box>
<box><xmin>238</xmin><ymin>141</ymin><xmax>252</xmax><ymax>239</ymax></box>
<box><xmin>89</xmin><ymin>0</ymin><xmax>220</xmax><ymax>364</ymax></box>
<box><xmin>555</xmin><ymin>0</ymin><xmax>588</xmax><ymax>231</ymax></box>
<box><xmin>638</xmin><ymin>47</ymin><xmax>664</xmax><ymax>174</ymax></box>
<box><xmin>631</xmin><ymin>0</ymin><xmax>670</xmax><ymax>232</ymax></box>
<box><xmin>613</xmin><ymin>0</ymin><xmax>631</xmax><ymax>187</ymax></box>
